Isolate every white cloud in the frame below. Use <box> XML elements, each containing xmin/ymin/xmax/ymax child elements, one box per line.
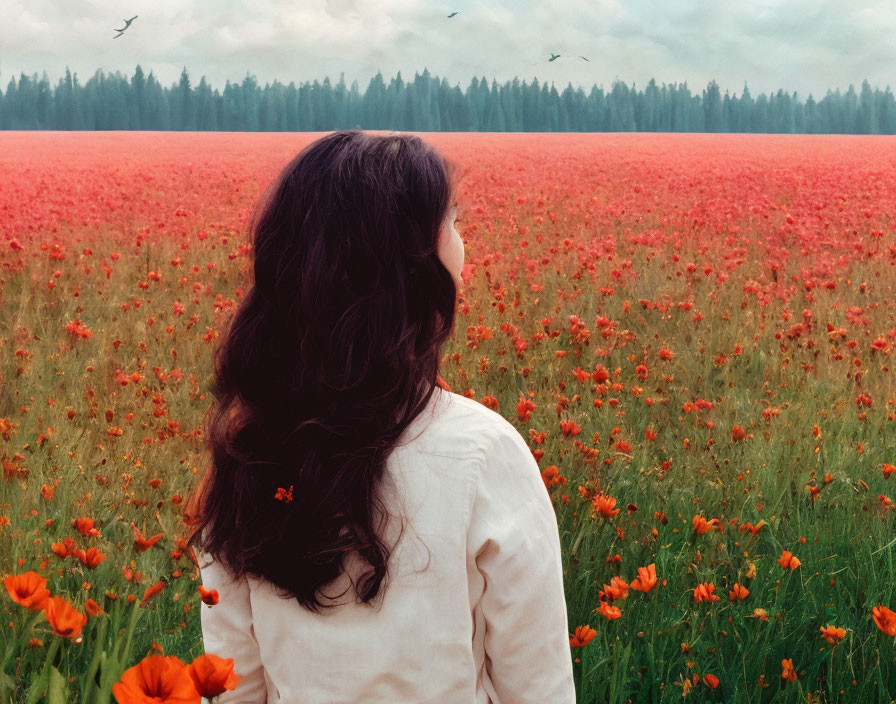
<box><xmin>1</xmin><ymin>0</ymin><xmax>893</xmax><ymax>98</ymax></box>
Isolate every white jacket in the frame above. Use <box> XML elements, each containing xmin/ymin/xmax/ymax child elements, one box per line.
<box><xmin>197</xmin><ymin>386</ymin><xmax>576</xmax><ymax>703</ymax></box>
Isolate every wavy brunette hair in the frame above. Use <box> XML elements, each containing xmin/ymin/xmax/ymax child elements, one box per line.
<box><xmin>185</xmin><ymin>130</ymin><xmax>461</xmax><ymax>614</ymax></box>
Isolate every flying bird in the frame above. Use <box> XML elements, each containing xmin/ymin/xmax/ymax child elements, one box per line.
<box><xmin>579</xmin><ymin>56</ymin><xmax>590</xmax><ymax>62</ymax></box>
<box><xmin>113</xmin><ymin>15</ymin><xmax>138</xmax><ymax>38</ymax></box>
<box><xmin>527</xmin><ymin>53</ymin><xmax>562</xmax><ymax>67</ymax></box>
<box><xmin>447</xmin><ymin>11</ymin><xmax>458</xmax><ymax>17</ymax></box>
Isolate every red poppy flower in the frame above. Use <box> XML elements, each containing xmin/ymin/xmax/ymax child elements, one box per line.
<box><xmin>4</xmin><ymin>571</ymin><xmax>50</xmax><ymax>611</ymax></box>
<box><xmin>112</xmin><ymin>654</ymin><xmax>200</xmax><ymax>704</ymax></box>
<box><xmin>198</xmin><ymin>585</ymin><xmax>219</xmax><ymax>606</ymax></box>
<box><xmin>44</xmin><ymin>596</ymin><xmax>87</xmax><ymax>639</ymax></box>
<box><xmin>188</xmin><ymin>653</ymin><xmax>242</xmax><ymax>698</ymax></box>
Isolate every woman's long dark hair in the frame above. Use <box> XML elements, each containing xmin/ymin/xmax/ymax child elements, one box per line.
<box><xmin>184</xmin><ymin>130</ymin><xmax>460</xmax><ymax>613</ymax></box>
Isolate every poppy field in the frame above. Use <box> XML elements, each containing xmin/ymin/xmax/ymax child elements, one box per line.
<box><xmin>1</xmin><ymin>131</ymin><xmax>896</xmax><ymax>702</ymax></box>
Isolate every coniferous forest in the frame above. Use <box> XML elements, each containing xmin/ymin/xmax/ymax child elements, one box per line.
<box><xmin>2</xmin><ymin>65</ymin><xmax>895</xmax><ymax>133</ymax></box>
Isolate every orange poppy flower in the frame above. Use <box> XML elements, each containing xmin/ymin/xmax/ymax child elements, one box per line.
<box><xmin>435</xmin><ymin>373</ymin><xmax>452</xmax><ymax>392</ymax></box>
<box><xmin>592</xmin><ymin>494</ymin><xmax>620</xmax><ymax>518</ymax></box>
<box><xmin>630</xmin><ymin>564</ymin><xmax>658</xmax><ymax>593</ymax></box>
<box><xmin>51</xmin><ymin>537</ymin><xmax>77</xmax><ymax>559</ymax></box>
<box><xmin>778</xmin><ymin>550</ymin><xmax>801</xmax><ymax>569</ymax></box>
<box><xmin>692</xmin><ymin>515</ymin><xmax>721</xmax><ymax>535</ymax></box>
<box><xmin>72</xmin><ymin>517</ymin><xmax>99</xmax><ymax>537</ymax></box>
<box><xmin>140</xmin><ymin>581</ymin><xmax>167</xmax><ymax>607</ymax></box>
<box><xmin>85</xmin><ymin>598</ymin><xmax>104</xmax><ymax>617</ymax></box>
<box><xmin>50</xmin><ymin>543</ymin><xmax>68</xmax><ymax>559</ymax></box>
<box><xmin>819</xmin><ymin>625</ymin><xmax>846</xmax><ymax>644</ymax></box>
<box><xmin>188</xmin><ymin>653</ymin><xmax>241</xmax><ymax>698</ymax></box>
<box><xmin>740</xmin><ymin>520</ymin><xmax>765</xmax><ymax>535</ymax></box>
<box><xmin>112</xmin><ymin>654</ymin><xmax>200</xmax><ymax>704</ymax></box>
<box><xmin>598</xmin><ymin>600</ymin><xmax>622</xmax><ymax>620</ymax></box>
<box><xmin>560</xmin><ymin>419</ymin><xmax>582</xmax><ymax>437</ymax></box>
<box><xmin>599</xmin><ymin>575</ymin><xmax>629</xmax><ymax>601</ymax></box>
<box><xmin>693</xmin><ymin>583</ymin><xmax>720</xmax><ymax>603</ymax></box>
<box><xmin>872</xmin><ymin>605</ymin><xmax>896</xmax><ymax>636</ymax></box>
<box><xmin>781</xmin><ymin>658</ymin><xmax>797</xmax><ymax>681</ymax></box>
<box><xmin>273</xmin><ymin>486</ymin><xmax>294</xmax><ymax>503</ymax></box>
<box><xmin>703</xmin><ymin>673</ymin><xmax>719</xmax><ymax>689</ymax></box>
<box><xmin>729</xmin><ymin>583</ymin><xmax>750</xmax><ymax>601</ymax></box>
<box><xmin>4</xmin><ymin>571</ymin><xmax>51</xmax><ymax>611</ymax></box>
<box><xmin>44</xmin><ymin>596</ymin><xmax>87</xmax><ymax>639</ymax></box>
<box><xmin>78</xmin><ymin>547</ymin><xmax>107</xmax><ymax>569</ymax></box>
<box><xmin>569</xmin><ymin>625</ymin><xmax>597</xmax><ymax>647</ymax></box>
<box><xmin>516</xmin><ymin>397</ymin><xmax>536</xmax><ymax>422</ymax></box>
<box><xmin>132</xmin><ymin>524</ymin><xmax>165</xmax><ymax>552</ymax></box>
<box><xmin>198</xmin><ymin>585</ymin><xmax>219</xmax><ymax>606</ymax></box>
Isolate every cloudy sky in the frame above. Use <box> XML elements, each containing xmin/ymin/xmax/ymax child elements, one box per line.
<box><xmin>3</xmin><ymin>0</ymin><xmax>894</xmax><ymax>100</ymax></box>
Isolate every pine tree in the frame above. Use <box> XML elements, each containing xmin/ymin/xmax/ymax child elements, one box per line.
<box><xmin>175</xmin><ymin>67</ymin><xmax>196</xmax><ymax>130</ymax></box>
<box><xmin>242</xmin><ymin>73</ymin><xmax>259</xmax><ymax>131</ymax></box>
<box><xmin>131</xmin><ymin>65</ymin><xmax>146</xmax><ymax>129</ymax></box>
<box><xmin>703</xmin><ymin>80</ymin><xmax>722</xmax><ymax>132</ymax></box>
<box><xmin>857</xmin><ymin>79</ymin><xmax>876</xmax><ymax>134</ymax></box>
<box><xmin>739</xmin><ymin>83</ymin><xmax>753</xmax><ymax>133</ymax></box>
<box><xmin>196</xmin><ymin>76</ymin><xmax>218</xmax><ymax>130</ymax></box>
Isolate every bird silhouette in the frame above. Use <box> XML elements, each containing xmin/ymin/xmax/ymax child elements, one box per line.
<box><xmin>447</xmin><ymin>11</ymin><xmax>458</xmax><ymax>18</ymax></box>
<box><xmin>527</xmin><ymin>52</ymin><xmax>563</xmax><ymax>67</ymax></box>
<box><xmin>113</xmin><ymin>15</ymin><xmax>137</xmax><ymax>38</ymax></box>
<box><xmin>579</xmin><ymin>56</ymin><xmax>590</xmax><ymax>62</ymax></box>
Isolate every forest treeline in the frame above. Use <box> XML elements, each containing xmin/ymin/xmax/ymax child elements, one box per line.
<box><xmin>2</xmin><ymin>65</ymin><xmax>895</xmax><ymax>134</ymax></box>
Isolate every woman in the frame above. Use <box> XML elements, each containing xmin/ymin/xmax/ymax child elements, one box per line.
<box><xmin>185</xmin><ymin>130</ymin><xmax>575</xmax><ymax>703</ymax></box>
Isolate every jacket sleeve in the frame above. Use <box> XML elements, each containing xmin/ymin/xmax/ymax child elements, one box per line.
<box><xmin>197</xmin><ymin>552</ymin><xmax>269</xmax><ymax>703</ymax></box>
<box><xmin>467</xmin><ymin>421</ymin><xmax>577</xmax><ymax>704</ymax></box>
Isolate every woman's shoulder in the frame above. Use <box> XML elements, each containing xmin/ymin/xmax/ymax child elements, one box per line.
<box><xmin>419</xmin><ymin>388</ymin><xmax>529</xmax><ymax>457</ymax></box>
<box><xmin>441</xmin><ymin>390</ymin><xmax>520</xmax><ymax>435</ymax></box>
